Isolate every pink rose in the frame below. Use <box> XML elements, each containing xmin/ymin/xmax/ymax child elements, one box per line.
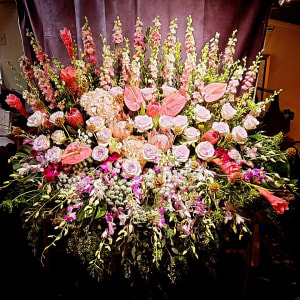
<box><xmin>195</xmin><ymin>141</ymin><xmax>215</xmax><ymax>160</ymax></box>
<box><xmin>184</xmin><ymin>127</ymin><xmax>200</xmax><ymax>143</ymax></box>
<box><xmin>173</xmin><ymin>115</ymin><xmax>189</xmax><ymax>129</ymax></box>
<box><xmin>134</xmin><ymin>115</ymin><xmax>153</xmax><ymax>132</ymax></box>
<box><xmin>244</xmin><ymin>114</ymin><xmax>259</xmax><ymax>130</ymax></box>
<box><xmin>92</xmin><ymin>146</ymin><xmax>109</xmax><ymax>162</ymax></box>
<box><xmin>33</xmin><ymin>135</ymin><xmax>50</xmax><ymax>151</ymax></box>
<box><xmin>194</xmin><ymin>105</ymin><xmax>211</xmax><ymax>122</ymax></box>
<box><xmin>212</xmin><ymin>122</ymin><xmax>230</xmax><ymax>136</ymax></box>
<box><xmin>142</xmin><ymin>144</ymin><xmax>159</xmax><ymax>161</ymax></box>
<box><xmin>228</xmin><ymin>149</ymin><xmax>241</xmax><ymax>161</ymax></box>
<box><xmin>86</xmin><ymin>116</ymin><xmax>105</xmax><ymax>131</ymax></box>
<box><xmin>159</xmin><ymin>115</ymin><xmax>173</xmax><ymax>129</ymax></box>
<box><xmin>122</xmin><ymin>159</ymin><xmax>141</xmax><ymax>177</ymax></box>
<box><xmin>45</xmin><ymin>147</ymin><xmax>62</xmax><ymax>164</ymax></box>
<box><xmin>109</xmin><ymin>86</ymin><xmax>123</xmax><ymax>96</ymax></box>
<box><xmin>172</xmin><ymin>145</ymin><xmax>190</xmax><ymax>162</ymax></box>
<box><xmin>96</xmin><ymin>128</ymin><xmax>112</xmax><ymax>146</ymax></box>
<box><xmin>232</xmin><ymin>126</ymin><xmax>248</xmax><ymax>144</ymax></box>
<box><xmin>141</xmin><ymin>87</ymin><xmax>155</xmax><ymax>102</ymax></box>
<box><xmin>221</xmin><ymin>103</ymin><xmax>237</xmax><ymax>120</ymax></box>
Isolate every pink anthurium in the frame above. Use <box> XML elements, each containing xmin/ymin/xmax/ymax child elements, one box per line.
<box><xmin>202</xmin><ymin>83</ymin><xmax>227</xmax><ymax>103</ymax></box>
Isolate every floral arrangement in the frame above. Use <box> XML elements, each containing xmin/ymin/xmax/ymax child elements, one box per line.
<box><xmin>1</xmin><ymin>16</ymin><xmax>297</xmax><ymax>282</ymax></box>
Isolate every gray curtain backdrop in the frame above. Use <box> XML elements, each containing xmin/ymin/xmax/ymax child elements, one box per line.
<box><xmin>17</xmin><ymin>0</ymin><xmax>272</xmax><ymax>67</ymax></box>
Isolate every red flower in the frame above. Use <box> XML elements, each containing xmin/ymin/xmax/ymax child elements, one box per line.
<box><xmin>213</xmin><ymin>158</ymin><xmax>240</xmax><ymax>183</ymax></box>
<box><xmin>201</xmin><ymin>130</ymin><xmax>219</xmax><ymax>145</ymax></box>
<box><xmin>147</xmin><ymin>102</ymin><xmax>161</xmax><ymax>118</ymax></box>
<box><xmin>65</xmin><ymin>108</ymin><xmax>84</xmax><ymax>128</ymax></box>
<box><xmin>215</xmin><ymin>147</ymin><xmax>231</xmax><ymax>163</ymax></box>
<box><xmin>108</xmin><ymin>152</ymin><xmax>121</xmax><ymax>162</ymax></box>
<box><xmin>5</xmin><ymin>94</ymin><xmax>29</xmax><ymax>118</ymax></box>
<box><xmin>60</xmin><ymin>67</ymin><xmax>77</xmax><ymax>91</ymax></box>
<box><xmin>88</xmin><ymin>55</ymin><xmax>98</xmax><ymax>65</ymax></box>
<box><xmin>44</xmin><ymin>165</ymin><xmax>59</xmax><ymax>181</ymax></box>
<box><xmin>258</xmin><ymin>188</ymin><xmax>289</xmax><ymax>214</ymax></box>
<box><xmin>60</xmin><ymin>28</ymin><xmax>74</xmax><ymax>60</ymax></box>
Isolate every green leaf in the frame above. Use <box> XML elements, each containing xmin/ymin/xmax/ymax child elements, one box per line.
<box><xmin>18</xmin><ymin>144</ymin><xmax>32</xmax><ymax>154</ymax></box>
<box><xmin>12</xmin><ymin>161</ymin><xmax>21</xmax><ymax>171</ymax></box>
<box><xmin>15</xmin><ymin>152</ymin><xmax>29</xmax><ymax>159</ymax></box>
<box><xmin>95</xmin><ymin>203</ymin><xmax>107</xmax><ymax>219</ymax></box>
<box><xmin>76</xmin><ymin>205</ymin><xmax>86</xmax><ymax>222</ymax></box>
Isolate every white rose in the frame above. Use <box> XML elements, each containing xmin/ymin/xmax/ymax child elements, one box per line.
<box><xmin>33</xmin><ymin>135</ymin><xmax>50</xmax><ymax>151</ymax></box>
<box><xmin>86</xmin><ymin>116</ymin><xmax>105</xmax><ymax>131</ymax></box>
<box><xmin>212</xmin><ymin>122</ymin><xmax>230</xmax><ymax>135</ymax></box>
<box><xmin>134</xmin><ymin>115</ymin><xmax>153</xmax><ymax>132</ymax></box>
<box><xmin>195</xmin><ymin>141</ymin><xmax>215</xmax><ymax>160</ymax></box>
<box><xmin>45</xmin><ymin>147</ymin><xmax>62</xmax><ymax>164</ymax></box>
<box><xmin>172</xmin><ymin>145</ymin><xmax>190</xmax><ymax>162</ymax></box>
<box><xmin>49</xmin><ymin>111</ymin><xmax>64</xmax><ymax>124</ymax></box>
<box><xmin>173</xmin><ymin>115</ymin><xmax>189</xmax><ymax>129</ymax></box>
<box><xmin>122</xmin><ymin>159</ymin><xmax>141</xmax><ymax>177</ymax></box>
<box><xmin>232</xmin><ymin>126</ymin><xmax>248</xmax><ymax>144</ymax></box>
<box><xmin>51</xmin><ymin>130</ymin><xmax>67</xmax><ymax>145</ymax></box>
<box><xmin>142</xmin><ymin>144</ymin><xmax>159</xmax><ymax>161</ymax></box>
<box><xmin>96</xmin><ymin>128</ymin><xmax>112</xmax><ymax>146</ymax></box>
<box><xmin>184</xmin><ymin>127</ymin><xmax>200</xmax><ymax>143</ymax></box>
<box><xmin>159</xmin><ymin>115</ymin><xmax>173</xmax><ymax>129</ymax></box>
<box><xmin>244</xmin><ymin>114</ymin><xmax>259</xmax><ymax>130</ymax></box>
<box><xmin>27</xmin><ymin>111</ymin><xmax>44</xmax><ymax>127</ymax></box>
<box><xmin>92</xmin><ymin>146</ymin><xmax>109</xmax><ymax>162</ymax></box>
<box><xmin>162</xmin><ymin>85</ymin><xmax>177</xmax><ymax>97</ymax></box>
<box><xmin>228</xmin><ymin>149</ymin><xmax>241</xmax><ymax>161</ymax></box>
<box><xmin>194</xmin><ymin>105</ymin><xmax>211</xmax><ymax>122</ymax></box>
<box><xmin>221</xmin><ymin>103</ymin><xmax>237</xmax><ymax>120</ymax></box>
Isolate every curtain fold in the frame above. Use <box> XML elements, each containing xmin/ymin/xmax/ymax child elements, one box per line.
<box><xmin>17</xmin><ymin>0</ymin><xmax>272</xmax><ymax>67</ymax></box>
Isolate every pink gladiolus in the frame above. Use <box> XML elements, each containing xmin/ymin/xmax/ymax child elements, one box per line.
<box><xmin>258</xmin><ymin>188</ymin><xmax>289</xmax><ymax>214</ymax></box>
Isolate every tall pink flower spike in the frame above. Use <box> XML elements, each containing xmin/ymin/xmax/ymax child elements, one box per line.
<box><xmin>202</xmin><ymin>83</ymin><xmax>227</xmax><ymax>102</ymax></box>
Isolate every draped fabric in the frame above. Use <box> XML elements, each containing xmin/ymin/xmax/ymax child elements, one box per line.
<box><xmin>17</xmin><ymin>0</ymin><xmax>272</xmax><ymax>67</ymax></box>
